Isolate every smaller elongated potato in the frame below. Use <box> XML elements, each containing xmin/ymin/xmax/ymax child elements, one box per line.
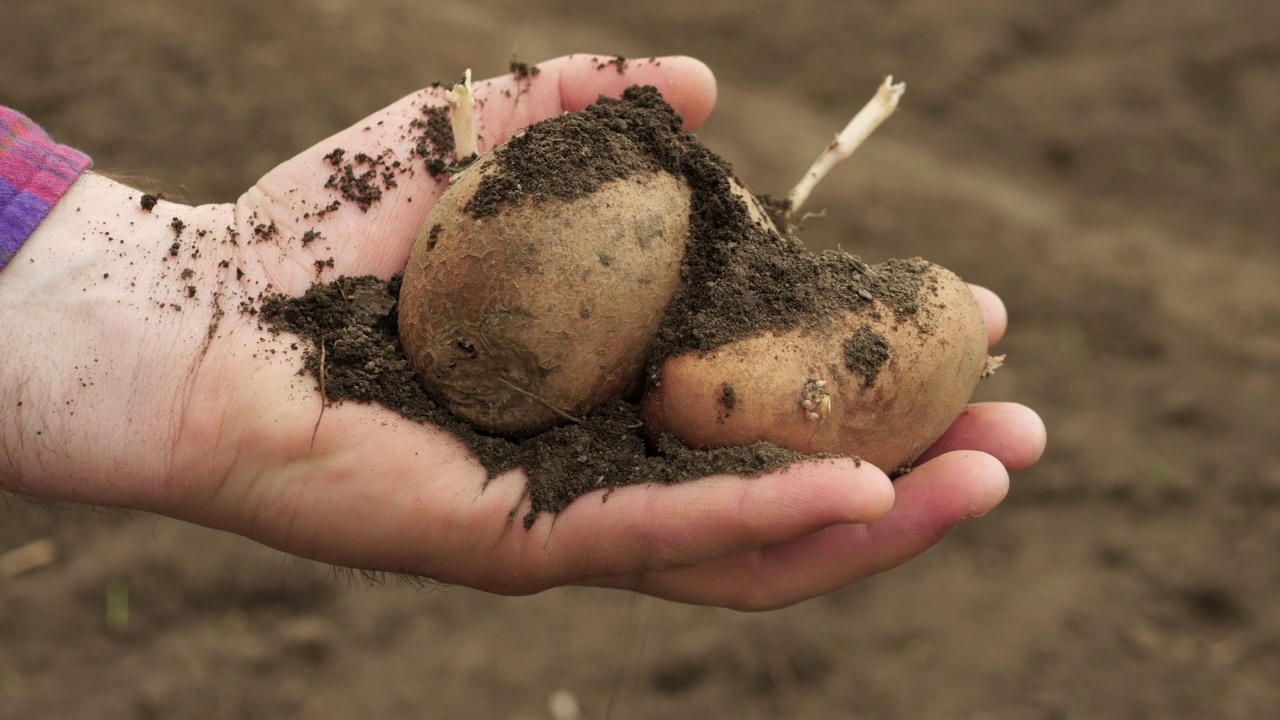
<box><xmin>398</xmin><ymin>152</ymin><xmax>691</xmax><ymax>437</ymax></box>
<box><xmin>643</xmin><ymin>262</ymin><xmax>988</xmax><ymax>471</ymax></box>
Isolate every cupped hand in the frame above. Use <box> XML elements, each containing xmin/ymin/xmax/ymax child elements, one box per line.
<box><xmin>0</xmin><ymin>55</ymin><xmax>1045</xmax><ymax>610</ymax></box>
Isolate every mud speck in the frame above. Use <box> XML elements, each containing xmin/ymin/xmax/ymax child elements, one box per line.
<box><xmin>842</xmin><ymin>324</ymin><xmax>891</xmax><ymax>387</ymax></box>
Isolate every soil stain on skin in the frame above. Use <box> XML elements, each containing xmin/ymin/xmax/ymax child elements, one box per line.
<box><xmin>410</xmin><ymin>105</ymin><xmax>461</xmax><ymax>178</ymax></box>
<box><xmin>263</xmin><ymin>87</ymin><xmax>932</xmax><ymax>525</ymax></box>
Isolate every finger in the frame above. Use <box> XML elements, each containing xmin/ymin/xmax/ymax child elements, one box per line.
<box><xmin>558</xmin><ymin>55</ymin><xmax>717</xmax><ymax>128</ymax></box>
<box><xmin>471</xmin><ymin>54</ymin><xmax>718</xmax><ymax>151</ymax></box>
<box><xmin>969</xmin><ymin>283</ymin><xmax>1007</xmax><ymax>347</ymax></box>
<box><xmin>226</xmin><ymin>406</ymin><xmax>889</xmax><ymax>595</ymax></box>
<box><xmin>247</xmin><ymin>55</ymin><xmax>718</xmax><ymax>284</ymax></box>
<box><xmin>914</xmin><ymin>402</ymin><xmax>1046</xmax><ymax>469</ymax></box>
<box><xmin>587</xmin><ymin>450</ymin><xmax>1008</xmax><ymax>610</ymax></box>
<box><xmin>501</xmin><ymin>457</ymin><xmax>895</xmax><ymax>589</ymax></box>
<box><xmin>274</xmin><ymin>55</ymin><xmax>715</xmax><ymax>172</ymax></box>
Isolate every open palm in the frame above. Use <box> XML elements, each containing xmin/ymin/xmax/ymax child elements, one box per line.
<box><xmin>1</xmin><ymin>55</ymin><xmax>1044</xmax><ymax>610</ymax></box>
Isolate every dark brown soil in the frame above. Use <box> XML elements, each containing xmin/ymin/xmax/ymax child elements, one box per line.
<box><xmin>4</xmin><ymin>1</ymin><xmax>1279</xmax><ymax>718</ymax></box>
<box><xmin>260</xmin><ymin>273</ymin><xmax>804</xmax><ymax>527</ymax></box>
<box><xmin>261</xmin><ymin>88</ymin><xmax>942</xmax><ymax>524</ymax></box>
<box><xmin>842</xmin><ymin>325</ymin><xmax>891</xmax><ymax>387</ymax></box>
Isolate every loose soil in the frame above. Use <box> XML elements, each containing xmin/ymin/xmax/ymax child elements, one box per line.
<box><xmin>3</xmin><ymin>1</ymin><xmax>1279</xmax><ymax>719</ymax></box>
<box><xmin>262</xmin><ymin>88</ymin><xmax>940</xmax><ymax>524</ymax></box>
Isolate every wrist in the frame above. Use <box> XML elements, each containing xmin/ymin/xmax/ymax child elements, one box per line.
<box><xmin>0</xmin><ymin>172</ymin><xmax>237</xmax><ymax>509</ymax></box>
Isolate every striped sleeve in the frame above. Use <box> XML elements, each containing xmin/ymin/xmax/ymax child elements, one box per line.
<box><xmin>0</xmin><ymin>107</ymin><xmax>93</xmax><ymax>272</ymax></box>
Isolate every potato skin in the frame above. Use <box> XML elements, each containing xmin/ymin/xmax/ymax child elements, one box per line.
<box><xmin>643</xmin><ymin>262</ymin><xmax>988</xmax><ymax>471</ymax></box>
<box><xmin>399</xmin><ymin>153</ymin><xmax>691</xmax><ymax>437</ymax></box>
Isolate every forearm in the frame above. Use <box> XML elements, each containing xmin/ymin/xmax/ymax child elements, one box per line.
<box><xmin>0</xmin><ymin>172</ymin><xmax>236</xmax><ymax>508</ymax></box>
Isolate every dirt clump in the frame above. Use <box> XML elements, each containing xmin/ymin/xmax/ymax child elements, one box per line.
<box><xmin>263</xmin><ymin>88</ymin><xmax>949</xmax><ymax>525</ymax></box>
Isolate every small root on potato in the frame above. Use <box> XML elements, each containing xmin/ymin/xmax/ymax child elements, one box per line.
<box><xmin>801</xmin><ymin>378</ymin><xmax>832</xmax><ymax>422</ymax></box>
<box><xmin>982</xmin><ymin>354</ymin><xmax>1006</xmax><ymax>379</ymax></box>
<box><xmin>495</xmin><ymin>377</ymin><xmax>586</xmax><ymax>425</ymax></box>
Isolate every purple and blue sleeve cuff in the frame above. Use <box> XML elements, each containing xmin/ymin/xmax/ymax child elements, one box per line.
<box><xmin>1</xmin><ymin>107</ymin><xmax>93</xmax><ymax>272</ymax></box>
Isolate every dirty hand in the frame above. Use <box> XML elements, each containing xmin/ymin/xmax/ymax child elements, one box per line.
<box><xmin>0</xmin><ymin>54</ymin><xmax>1045</xmax><ymax>610</ymax></box>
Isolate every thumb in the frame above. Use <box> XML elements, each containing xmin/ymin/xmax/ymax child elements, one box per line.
<box><xmin>551</xmin><ymin>54</ymin><xmax>718</xmax><ymax>129</ymax></box>
<box><xmin>243</xmin><ymin>55</ymin><xmax>718</xmax><ymax>281</ymax></box>
<box><xmin>468</xmin><ymin>54</ymin><xmax>719</xmax><ymax>151</ymax></box>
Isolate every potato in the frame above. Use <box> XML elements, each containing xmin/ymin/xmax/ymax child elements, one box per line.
<box><xmin>399</xmin><ymin>85</ymin><xmax>992</xmax><ymax>471</ymax></box>
<box><xmin>642</xmin><ymin>260</ymin><xmax>988</xmax><ymax>471</ymax></box>
<box><xmin>398</xmin><ymin>150</ymin><xmax>690</xmax><ymax>437</ymax></box>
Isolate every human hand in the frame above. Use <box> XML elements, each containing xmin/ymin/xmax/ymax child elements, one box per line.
<box><xmin>0</xmin><ymin>54</ymin><xmax>1044</xmax><ymax>609</ymax></box>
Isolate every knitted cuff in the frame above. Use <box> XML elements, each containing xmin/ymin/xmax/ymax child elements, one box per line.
<box><xmin>1</xmin><ymin>107</ymin><xmax>93</xmax><ymax>271</ymax></box>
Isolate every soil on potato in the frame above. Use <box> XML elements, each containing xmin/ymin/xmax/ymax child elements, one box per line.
<box><xmin>5</xmin><ymin>1</ymin><xmax>1280</xmax><ymax>719</ymax></box>
<box><xmin>260</xmin><ymin>275</ymin><xmax>805</xmax><ymax>527</ymax></box>
<box><xmin>262</xmin><ymin>88</ymin><xmax>932</xmax><ymax>525</ymax></box>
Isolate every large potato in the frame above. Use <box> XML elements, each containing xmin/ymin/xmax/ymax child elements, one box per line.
<box><xmin>643</xmin><ymin>261</ymin><xmax>988</xmax><ymax>471</ymax></box>
<box><xmin>398</xmin><ymin>151</ymin><xmax>690</xmax><ymax>437</ymax></box>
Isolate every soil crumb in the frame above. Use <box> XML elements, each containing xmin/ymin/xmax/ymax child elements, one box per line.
<box><xmin>509</xmin><ymin>60</ymin><xmax>540</xmax><ymax>79</ymax></box>
<box><xmin>843</xmin><ymin>325</ymin><xmax>891</xmax><ymax>387</ymax></box>
<box><xmin>410</xmin><ymin>105</ymin><xmax>459</xmax><ymax>178</ymax></box>
<box><xmin>262</xmin><ymin>87</ymin><xmax>932</xmax><ymax>525</ymax></box>
<box><xmin>261</xmin><ymin>276</ymin><xmax>804</xmax><ymax>527</ymax></box>
<box><xmin>323</xmin><ymin>148</ymin><xmax>398</xmax><ymax>211</ymax></box>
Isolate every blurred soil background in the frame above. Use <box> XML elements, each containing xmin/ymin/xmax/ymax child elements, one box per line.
<box><xmin>2</xmin><ymin>0</ymin><xmax>1279</xmax><ymax>717</ymax></box>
